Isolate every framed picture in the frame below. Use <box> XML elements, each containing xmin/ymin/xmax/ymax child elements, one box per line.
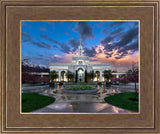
<box><xmin>21</xmin><ymin>20</ymin><xmax>139</xmax><ymax>114</ymax></box>
<box><xmin>1</xmin><ymin>0</ymin><xmax>159</xmax><ymax>133</ymax></box>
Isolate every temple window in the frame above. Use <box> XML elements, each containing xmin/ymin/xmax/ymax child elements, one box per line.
<box><xmin>79</xmin><ymin>61</ymin><xmax>83</xmax><ymax>65</ymax></box>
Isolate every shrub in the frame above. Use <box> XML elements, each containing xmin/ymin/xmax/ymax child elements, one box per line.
<box><xmin>66</xmin><ymin>86</ymin><xmax>95</xmax><ymax>91</ymax></box>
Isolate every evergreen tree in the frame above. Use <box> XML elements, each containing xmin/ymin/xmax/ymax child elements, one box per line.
<box><xmin>103</xmin><ymin>70</ymin><xmax>113</xmax><ymax>81</ymax></box>
<box><xmin>75</xmin><ymin>70</ymin><xmax>78</xmax><ymax>83</ymax></box>
<box><xmin>85</xmin><ymin>70</ymin><xmax>88</xmax><ymax>83</ymax></box>
<box><xmin>49</xmin><ymin>70</ymin><xmax>58</xmax><ymax>81</ymax></box>
<box><xmin>65</xmin><ymin>71</ymin><xmax>74</xmax><ymax>82</ymax></box>
<box><xmin>88</xmin><ymin>71</ymin><xmax>96</xmax><ymax>81</ymax></box>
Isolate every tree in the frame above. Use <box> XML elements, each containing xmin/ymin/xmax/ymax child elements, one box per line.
<box><xmin>22</xmin><ymin>72</ymin><xmax>50</xmax><ymax>83</ymax></box>
<box><xmin>87</xmin><ymin>71</ymin><xmax>96</xmax><ymax>81</ymax></box>
<box><xmin>22</xmin><ymin>64</ymin><xmax>49</xmax><ymax>73</ymax></box>
<box><xmin>75</xmin><ymin>70</ymin><xmax>78</xmax><ymax>83</ymax></box>
<box><xmin>127</xmin><ymin>64</ymin><xmax>139</xmax><ymax>101</ymax></box>
<box><xmin>85</xmin><ymin>70</ymin><xmax>88</xmax><ymax>83</ymax></box>
<box><xmin>103</xmin><ymin>70</ymin><xmax>113</xmax><ymax>81</ymax></box>
<box><xmin>65</xmin><ymin>71</ymin><xmax>74</xmax><ymax>82</ymax></box>
<box><xmin>22</xmin><ymin>72</ymin><xmax>34</xmax><ymax>83</ymax></box>
<box><xmin>49</xmin><ymin>70</ymin><xmax>58</xmax><ymax>81</ymax></box>
<box><xmin>118</xmin><ymin>76</ymin><xmax>130</xmax><ymax>84</ymax></box>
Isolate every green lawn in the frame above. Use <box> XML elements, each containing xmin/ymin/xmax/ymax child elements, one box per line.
<box><xmin>22</xmin><ymin>93</ymin><xmax>55</xmax><ymax>112</ymax></box>
<box><xmin>104</xmin><ymin>92</ymin><xmax>139</xmax><ymax>112</ymax></box>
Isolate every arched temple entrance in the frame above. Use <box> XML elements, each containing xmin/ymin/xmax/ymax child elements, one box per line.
<box><xmin>77</xmin><ymin>68</ymin><xmax>85</xmax><ymax>82</ymax></box>
<box><xmin>95</xmin><ymin>71</ymin><xmax>100</xmax><ymax>82</ymax></box>
<box><xmin>61</xmin><ymin>71</ymin><xmax>66</xmax><ymax>82</ymax></box>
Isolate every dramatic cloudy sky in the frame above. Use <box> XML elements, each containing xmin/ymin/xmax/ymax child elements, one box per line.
<box><xmin>21</xmin><ymin>21</ymin><xmax>139</xmax><ymax>72</ymax></box>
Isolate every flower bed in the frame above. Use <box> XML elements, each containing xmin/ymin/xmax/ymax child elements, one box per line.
<box><xmin>66</xmin><ymin>82</ymin><xmax>96</xmax><ymax>85</ymax></box>
<box><xmin>66</xmin><ymin>86</ymin><xmax>95</xmax><ymax>90</ymax></box>
<box><xmin>63</xmin><ymin>86</ymin><xmax>98</xmax><ymax>94</ymax></box>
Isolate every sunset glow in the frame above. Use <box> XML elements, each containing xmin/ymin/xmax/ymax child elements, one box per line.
<box><xmin>21</xmin><ymin>21</ymin><xmax>139</xmax><ymax>72</ymax></box>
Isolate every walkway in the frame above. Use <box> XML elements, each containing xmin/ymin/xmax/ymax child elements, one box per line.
<box><xmin>32</xmin><ymin>101</ymin><xmax>133</xmax><ymax>113</ymax></box>
<box><xmin>22</xmin><ymin>84</ymin><xmax>136</xmax><ymax>113</ymax></box>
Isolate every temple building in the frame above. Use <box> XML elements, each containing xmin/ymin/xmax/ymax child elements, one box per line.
<box><xmin>49</xmin><ymin>41</ymin><xmax>111</xmax><ymax>82</ymax></box>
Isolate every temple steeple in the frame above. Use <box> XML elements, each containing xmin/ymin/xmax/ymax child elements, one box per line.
<box><xmin>78</xmin><ymin>35</ymin><xmax>83</xmax><ymax>56</ymax></box>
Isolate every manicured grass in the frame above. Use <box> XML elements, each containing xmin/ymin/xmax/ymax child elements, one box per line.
<box><xmin>104</xmin><ymin>92</ymin><xmax>139</xmax><ymax>112</ymax></box>
<box><xmin>22</xmin><ymin>93</ymin><xmax>55</xmax><ymax>112</ymax></box>
<box><xmin>66</xmin><ymin>86</ymin><xmax>95</xmax><ymax>90</ymax></box>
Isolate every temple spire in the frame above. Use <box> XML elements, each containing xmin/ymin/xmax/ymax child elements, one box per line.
<box><xmin>80</xmin><ymin>35</ymin><xmax>82</xmax><ymax>46</ymax></box>
<box><xmin>78</xmin><ymin>35</ymin><xmax>83</xmax><ymax>56</ymax></box>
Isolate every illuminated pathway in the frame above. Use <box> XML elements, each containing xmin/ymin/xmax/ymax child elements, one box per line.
<box><xmin>22</xmin><ymin>85</ymin><xmax>136</xmax><ymax>113</ymax></box>
<box><xmin>32</xmin><ymin>101</ymin><xmax>133</xmax><ymax>113</ymax></box>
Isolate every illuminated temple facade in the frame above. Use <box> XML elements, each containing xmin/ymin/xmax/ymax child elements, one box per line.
<box><xmin>49</xmin><ymin>41</ymin><xmax>111</xmax><ymax>82</ymax></box>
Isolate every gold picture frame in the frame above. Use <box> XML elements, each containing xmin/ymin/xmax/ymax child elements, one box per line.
<box><xmin>0</xmin><ymin>0</ymin><xmax>159</xmax><ymax>133</ymax></box>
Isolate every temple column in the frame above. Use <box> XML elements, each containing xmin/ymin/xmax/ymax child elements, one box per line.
<box><xmin>93</xmin><ymin>71</ymin><xmax>96</xmax><ymax>81</ymax></box>
<box><xmin>100</xmin><ymin>71</ymin><xmax>102</xmax><ymax>82</ymax></box>
<box><xmin>65</xmin><ymin>70</ymin><xmax>68</xmax><ymax>82</ymax></box>
<box><xmin>66</xmin><ymin>74</ymin><xmax>68</xmax><ymax>82</ymax></box>
<box><xmin>59</xmin><ymin>71</ymin><xmax>61</xmax><ymax>82</ymax></box>
<box><xmin>63</xmin><ymin>71</ymin><xmax>66</xmax><ymax>81</ymax></box>
<box><xmin>116</xmin><ymin>74</ymin><xmax>119</xmax><ymax>78</ymax></box>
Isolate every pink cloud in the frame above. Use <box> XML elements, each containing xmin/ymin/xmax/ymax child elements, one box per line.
<box><xmin>50</xmin><ymin>44</ymin><xmax>139</xmax><ymax>72</ymax></box>
<box><xmin>90</xmin><ymin>44</ymin><xmax>139</xmax><ymax>72</ymax></box>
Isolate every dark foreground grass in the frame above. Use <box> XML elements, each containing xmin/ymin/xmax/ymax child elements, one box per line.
<box><xmin>22</xmin><ymin>93</ymin><xmax>55</xmax><ymax>112</ymax></box>
<box><xmin>104</xmin><ymin>92</ymin><xmax>139</xmax><ymax>112</ymax></box>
